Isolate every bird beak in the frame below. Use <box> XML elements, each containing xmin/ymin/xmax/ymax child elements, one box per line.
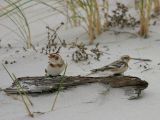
<box><xmin>130</xmin><ymin>57</ymin><xmax>152</xmax><ymax>62</ymax></box>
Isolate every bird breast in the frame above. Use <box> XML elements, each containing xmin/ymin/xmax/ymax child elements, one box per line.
<box><xmin>47</xmin><ymin>63</ymin><xmax>65</xmax><ymax>76</ymax></box>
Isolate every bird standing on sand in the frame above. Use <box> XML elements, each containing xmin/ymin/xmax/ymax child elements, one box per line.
<box><xmin>88</xmin><ymin>55</ymin><xmax>132</xmax><ymax>76</ymax></box>
<box><xmin>45</xmin><ymin>53</ymin><xmax>65</xmax><ymax>76</ymax></box>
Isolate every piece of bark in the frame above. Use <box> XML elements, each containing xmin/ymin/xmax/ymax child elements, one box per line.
<box><xmin>4</xmin><ymin>75</ymin><xmax>148</xmax><ymax>96</ymax></box>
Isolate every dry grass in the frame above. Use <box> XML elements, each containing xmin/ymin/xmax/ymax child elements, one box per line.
<box><xmin>66</xmin><ymin>0</ymin><xmax>104</xmax><ymax>44</ymax></box>
<box><xmin>65</xmin><ymin>0</ymin><xmax>79</xmax><ymax>26</ymax></box>
<box><xmin>138</xmin><ymin>0</ymin><xmax>151</xmax><ymax>38</ymax></box>
<box><xmin>0</xmin><ymin>0</ymin><xmax>158</xmax><ymax>48</ymax></box>
<box><xmin>2</xmin><ymin>64</ymin><xmax>33</xmax><ymax>117</ymax></box>
<box><xmin>1</xmin><ymin>0</ymin><xmax>32</xmax><ymax>49</ymax></box>
<box><xmin>0</xmin><ymin>0</ymin><xmax>64</xmax><ymax>49</ymax></box>
<box><xmin>153</xmin><ymin>0</ymin><xmax>160</xmax><ymax>15</ymax></box>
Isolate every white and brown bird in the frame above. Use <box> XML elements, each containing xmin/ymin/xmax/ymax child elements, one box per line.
<box><xmin>87</xmin><ymin>55</ymin><xmax>132</xmax><ymax>77</ymax></box>
<box><xmin>45</xmin><ymin>53</ymin><xmax>65</xmax><ymax>76</ymax></box>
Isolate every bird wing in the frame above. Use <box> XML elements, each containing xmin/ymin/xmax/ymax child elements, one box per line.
<box><xmin>91</xmin><ymin>60</ymin><xmax>126</xmax><ymax>73</ymax></box>
<box><xmin>108</xmin><ymin>60</ymin><xmax>126</xmax><ymax>68</ymax></box>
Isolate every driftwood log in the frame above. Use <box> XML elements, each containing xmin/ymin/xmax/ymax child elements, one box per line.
<box><xmin>4</xmin><ymin>75</ymin><xmax>148</xmax><ymax>99</ymax></box>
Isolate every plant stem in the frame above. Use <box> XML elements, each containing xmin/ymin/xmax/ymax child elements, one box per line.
<box><xmin>2</xmin><ymin>64</ymin><xmax>33</xmax><ymax>117</ymax></box>
<box><xmin>12</xmin><ymin>73</ymin><xmax>33</xmax><ymax>106</ymax></box>
<box><xmin>51</xmin><ymin>64</ymin><xmax>67</xmax><ymax>111</ymax></box>
<box><xmin>5</xmin><ymin>0</ymin><xmax>32</xmax><ymax>49</ymax></box>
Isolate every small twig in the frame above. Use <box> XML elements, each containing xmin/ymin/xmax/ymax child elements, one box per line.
<box><xmin>141</xmin><ymin>68</ymin><xmax>152</xmax><ymax>73</ymax></box>
<box><xmin>55</xmin><ymin>46</ymin><xmax>61</xmax><ymax>54</ymax></box>
<box><xmin>109</xmin><ymin>30</ymin><xmax>138</xmax><ymax>37</ymax></box>
<box><xmin>33</xmin><ymin>111</ymin><xmax>45</xmax><ymax>115</ymax></box>
<box><xmin>31</xmin><ymin>44</ymin><xmax>38</xmax><ymax>52</ymax></box>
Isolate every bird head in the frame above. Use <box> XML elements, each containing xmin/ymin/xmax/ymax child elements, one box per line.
<box><xmin>48</xmin><ymin>53</ymin><xmax>63</xmax><ymax>64</ymax></box>
<box><xmin>120</xmin><ymin>55</ymin><xmax>131</xmax><ymax>63</ymax></box>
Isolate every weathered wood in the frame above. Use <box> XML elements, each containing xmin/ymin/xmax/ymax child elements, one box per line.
<box><xmin>4</xmin><ymin>75</ymin><xmax>148</xmax><ymax>97</ymax></box>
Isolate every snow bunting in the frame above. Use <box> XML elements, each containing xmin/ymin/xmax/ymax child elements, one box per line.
<box><xmin>88</xmin><ymin>55</ymin><xmax>132</xmax><ymax>76</ymax></box>
<box><xmin>45</xmin><ymin>53</ymin><xmax>65</xmax><ymax>76</ymax></box>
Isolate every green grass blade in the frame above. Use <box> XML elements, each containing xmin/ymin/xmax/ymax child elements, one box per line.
<box><xmin>51</xmin><ymin>64</ymin><xmax>68</xmax><ymax>111</ymax></box>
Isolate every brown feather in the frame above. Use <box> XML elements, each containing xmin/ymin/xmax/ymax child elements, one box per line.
<box><xmin>49</xmin><ymin>63</ymin><xmax>63</xmax><ymax>68</ymax></box>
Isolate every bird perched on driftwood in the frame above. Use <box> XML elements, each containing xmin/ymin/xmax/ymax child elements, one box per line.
<box><xmin>87</xmin><ymin>55</ymin><xmax>133</xmax><ymax>77</ymax></box>
<box><xmin>45</xmin><ymin>53</ymin><xmax>65</xmax><ymax>76</ymax></box>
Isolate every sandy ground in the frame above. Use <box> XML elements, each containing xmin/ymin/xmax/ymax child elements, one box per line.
<box><xmin>0</xmin><ymin>0</ymin><xmax>160</xmax><ymax>120</ymax></box>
